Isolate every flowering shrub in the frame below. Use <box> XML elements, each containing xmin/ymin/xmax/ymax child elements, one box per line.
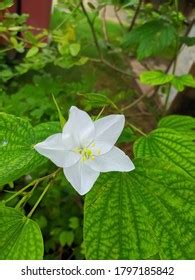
<box><xmin>0</xmin><ymin>0</ymin><xmax>194</xmax><ymax>260</ymax></box>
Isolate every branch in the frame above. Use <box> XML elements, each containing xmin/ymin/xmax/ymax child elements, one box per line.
<box><xmin>80</xmin><ymin>0</ymin><xmax>103</xmax><ymax>59</ymax></box>
<box><xmin>128</xmin><ymin>0</ymin><xmax>143</xmax><ymax>32</ymax></box>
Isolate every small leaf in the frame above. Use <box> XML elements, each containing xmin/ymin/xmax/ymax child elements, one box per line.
<box><xmin>59</xmin><ymin>231</ymin><xmax>74</xmax><ymax>247</ymax></box>
<box><xmin>140</xmin><ymin>71</ymin><xmax>173</xmax><ymax>86</ymax></box>
<box><xmin>26</xmin><ymin>47</ymin><xmax>39</xmax><ymax>58</ymax></box>
<box><xmin>171</xmin><ymin>74</ymin><xmax>195</xmax><ymax>92</ymax></box>
<box><xmin>51</xmin><ymin>94</ymin><xmax>66</xmax><ymax>129</ymax></box>
<box><xmin>69</xmin><ymin>43</ymin><xmax>81</xmax><ymax>57</ymax></box>
<box><xmin>0</xmin><ymin>206</ymin><xmax>43</xmax><ymax>259</ymax></box>
<box><xmin>69</xmin><ymin>217</ymin><xmax>79</xmax><ymax>230</ymax></box>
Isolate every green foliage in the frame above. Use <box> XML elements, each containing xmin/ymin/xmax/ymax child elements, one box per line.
<box><xmin>0</xmin><ymin>0</ymin><xmax>13</xmax><ymax>10</ymax></box>
<box><xmin>0</xmin><ymin>113</ymin><xmax>45</xmax><ymax>186</ymax></box>
<box><xmin>84</xmin><ymin>158</ymin><xmax>195</xmax><ymax>259</ymax></box>
<box><xmin>123</xmin><ymin>19</ymin><xmax>178</xmax><ymax>60</ymax></box>
<box><xmin>158</xmin><ymin>115</ymin><xmax>195</xmax><ymax>138</ymax></box>
<box><xmin>134</xmin><ymin>127</ymin><xmax>195</xmax><ymax>178</ymax></box>
<box><xmin>140</xmin><ymin>71</ymin><xmax>174</xmax><ymax>86</ymax></box>
<box><xmin>140</xmin><ymin>71</ymin><xmax>195</xmax><ymax>92</ymax></box>
<box><xmin>0</xmin><ymin>206</ymin><xmax>43</xmax><ymax>259</ymax></box>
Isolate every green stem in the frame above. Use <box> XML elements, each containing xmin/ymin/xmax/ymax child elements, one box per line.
<box><xmin>27</xmin><ymin>181</ymin><xmax>52</xmax><ymax>218</ymax></box>
<box><xmin>95</xmin><ymin>106</ymin><xmax>106</xmax><ymax>120</ymax></box>
<box><xmin>4</xmin><ymin>169</ymin><xmax>60</xmax><ymax>204</ymax></box>
<box><xmin>127</xmin><ymin>121</ymin><xmax>146</xmax><ymax>136</ymax></box>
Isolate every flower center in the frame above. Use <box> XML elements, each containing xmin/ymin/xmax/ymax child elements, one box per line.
<box><xmin>74</xmin><ymin>147</ymin><xmax>95</xmax><ymax>161</ymax></box>
<box><xmin>73</xmin><ymin>143</ymin><xmax>101</xmax><ymax>161</ymax></box>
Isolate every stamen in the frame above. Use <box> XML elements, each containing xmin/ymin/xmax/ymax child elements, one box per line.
<box><xmin>73</xmin><ymin>144</ymin><xmax>101</xmax><ymax>161</ymax></box>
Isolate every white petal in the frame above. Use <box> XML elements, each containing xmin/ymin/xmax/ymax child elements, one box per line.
<box><xmin>88</xmin><ymin>140</ymin><xmax>113</xmax><ymax>155</ymax></box>
<box><xmin>87</xmin><ymin>146</ymin><xmax>135</xmax><ymax>172</ymax></box>
<box><xmin>34</xmin><ymin>133</ymin><xmax>80</xmax><ymax>168</ymax></box>
<box><xmin>62</xmin><ymin>106</ymin><xmax>95</xmax><ymax>148</ymax></box>
<box><xmin>63</xmin><ymin>161</ymin><xmax>100</xmax><ymax>195</ymax></box>
<box><xmin>94</xmin><ymin>115</ymin><xmax>125</xmax><ymax>151</ymax></box>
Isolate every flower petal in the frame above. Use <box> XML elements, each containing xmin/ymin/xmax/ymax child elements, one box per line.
<box><xmin>87</xmin><ymin>146</ymin><xmax>135</xmax><ymax>172</ymax></box>
<box><xmin>62</xmin><ymin>106</ymin><xmax>95</xmax><ymax>148</ymax></box>
<box><xmin>63</xmin><ymin>161</ymin><xmax>100</xmax><ymax>195</ymax></box>
<box><xmin>94</xmin><ymin>115</ymin><xmax>125</xmax><ymax>151</ymax></box>
<box><xmin>34</xmin><ymin>133</ymin><xmax>80</xmax><ymax>168</ymax></box>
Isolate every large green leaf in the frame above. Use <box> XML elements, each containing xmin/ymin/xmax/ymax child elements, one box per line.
<box><xmin>34</xmin><ymin>121</ymin><xmax>61</xmax><ymax>143</ymax></box>
<box><xmin>123</xmin><ymin>19</ymin><xmax>177</xmax><ymax>60</ymax></box>
<box><xmin>84</xmin><ymin>158</ymin><xmax>195</xmax><ymax>260</ymax></box>
<box><xmin>0</xmin><ymin>113</ymin><xmax>47</xmax><ymax>185</ymax></box>
<box><xmin>0</xmin><ymin>206</ymin><xmax>43</xmax><ymax>259</ymax></box>
<box><xmin>133</xmin><ymin>128</ymin><xmax>195</xmax><ymax>178</ymax></box>
<box><xmin>158</xmin><ymin>115</ymin><xmax>195</xmax><ymax>138</ymax></box>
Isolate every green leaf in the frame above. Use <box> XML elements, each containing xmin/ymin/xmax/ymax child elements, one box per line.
<box><xmin>123</xmin><ymin>19</ymin><xmax>177</xmax><ymax>60</ymax></box>
<box><xmin>69</xmin><ymin>43</ymin><xmax>81</xmax><ymax>57</ymax></box>
<box><xmin>171</xmin><ymin>74</ymin><xmax>195</xmax><ymax>92</ymax></box>
<box><xmin>140</xmin><ymin>71</ymin><xmax>173</xmax><ymax>86</ymax></box>
<box><xmin>52</xmin><ymin>93</ymin><xmax>66</xmax><ymax>129</ymax></box>
<box><xmin>84</xmin><ymin>158</ymin><xmax>195</xmax><ymax>259</ymax></box>
<box><xmin>158</xmin><ymin>115</ymin><xmax>195</xmax><ymax>138</ymax></box>
<box><xmin>0</xmin><ymin>0</ymin><xmax>13</xmax><ymax>10</ymax></box>
<box><xmin>26</xmin><ymin>47</ymin><xmax>39</xmax><ymax>58</ymax></box>
<box><xmin>34</xmin><ymin>121</ymin><xmax>61</xmax><ymax>143</ymax></box>
<box><xmin>0</xmin><ymin>206</ymin><xmax>43</xmax><ymax>259</ymax></box>
<box><xmin>0</xmin><ymin>113</ymin><xmax>48</xmax><ymax>185</ymax></box>
<box><xmin>59</xmin><ymin>231</ymin><xmax>74</xmax><ymax>247</ymax></box>
<box><xmin>134</xmin><ymin>128</ymin><xmax>195</xmax><ymax>178</ymax></box>
<box><xmin>180</xmin><ymin>36</ymin><xmax>195</xmax><ymax>47</ymax></box>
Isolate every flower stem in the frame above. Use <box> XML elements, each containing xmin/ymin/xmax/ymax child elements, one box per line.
<box><xmin>4</xmin><ymin>169</ymin><xmax>60</xmax><ymax>204</ymax></box>
<box><xmin>27</xmin><ymin>181</ymin><xmax>52</xmax><ymax>218</ymax></box>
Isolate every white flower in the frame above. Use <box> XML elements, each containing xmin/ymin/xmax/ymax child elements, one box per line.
<box><xmin>34</xmin><ymin>106</ymin><xmax>135</xmax><ymax>195</ymax></box>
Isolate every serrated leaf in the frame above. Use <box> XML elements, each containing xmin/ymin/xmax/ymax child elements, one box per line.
<box><xmin>0</xmin><ymin>113</ymin><xmax>49</xmax><ymax>185</ymax></box>
<box><xmin>140</xmin><ymin>71</ymin><xmax>173</xmax><ymax>86</ymax></box>
<box><xmin>134</xmin><ymin>128</ymin><xmax>195</xmax><ymax>178</ymax></box>
<box><xmin>171</xmin><ymin>74</ymin><xmax>195</xmax><ymax>92</ymax></box>
<box><xmin>26</xmin><ymin>47</ymin><xmax>39</xmax><ymax>58</ymax></box>
<box><xmin>123</xmin><ymin>19</ymin><xmax>177</xmax><ymax>60</ymax></box>
<box><xmin>158</xmin><ymin>115</ymin><xmax>195</xmax><ymax>138</ymax></box>
<box><xmin>84</xmin><ymin>158</ymin><xmax>195</xmax><ymax>260</ymax></box>
<box><xmin>0</xmin><ymin>206</ymin><xmax>43</xmax><ymax>259</ymax></box>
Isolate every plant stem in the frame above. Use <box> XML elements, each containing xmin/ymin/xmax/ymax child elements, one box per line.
<box><xmin>80</xmin><ymin>1</ymin><xmax>133</xmax><ymax>77</ymax></box>
<box><xmin>128</xmin><ymin>0</ymin><xmax>143</xmax><ymax>32</ymax></box>
<box><xmin>80</xmin><ymin>0</ymin><xmax>103</xmax><ymax>59</ymax></box>
<box><xmin>27</xmin><ymin>181</ymin><xmax>52</xmax><ymax>218</ymax></box>
<box><xmin>127</xmin><ymin>121</ymin><xmax>146</xmax><ymax>136</ymax></box>
<box><xmin>4</xmin><ymin>169</ymin><xmax>60</xmax><ymax>204</ymax></box>
<box><xmin>121</xmin><ymin>91</ymin><xmax>148</xmax><ymax>111</ymax></box>
<box><xmin>95</xmin><ymin>106</ymin><xmax>106</xmax><ymax>120</ymax></box>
